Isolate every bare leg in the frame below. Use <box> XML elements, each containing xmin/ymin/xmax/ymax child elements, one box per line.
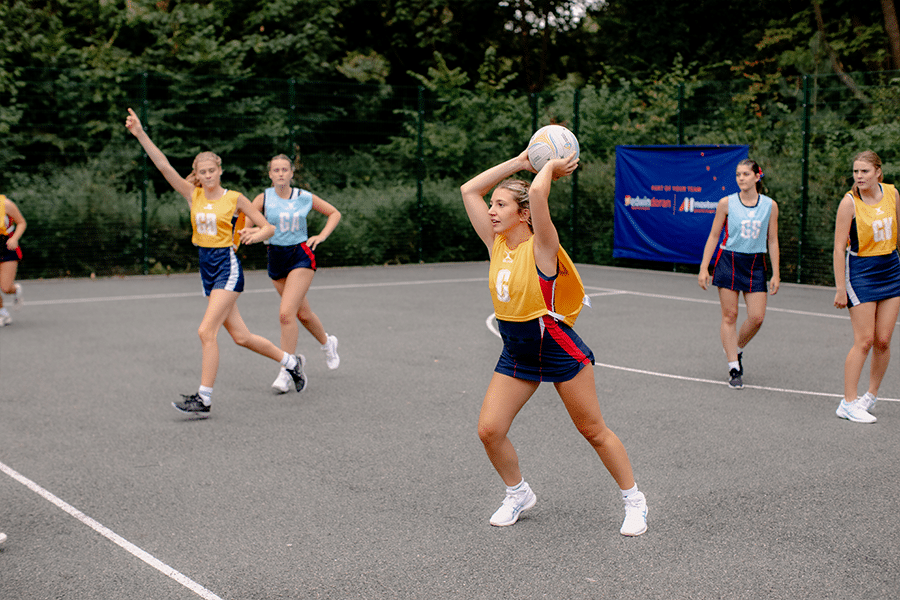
<box><xmin>844</xmin><ymin>302</ymin><xmax>876</xmax><ymax>401</ymax></box>
<box><xmin>718</xmin><ymin>288</ymin><xmax>740</xmax><ymax>362</ymax></box>
<box><xmin>478</xmin><ymin>373</ymin><xmax>539</xmax><ymax>486</ymax></box>
<box><xmin>866</xmin><ymin>297</ymin><xmax>900</xmax><ymax>396</ymax></box>
<box><xmin>555</xmin><ymin>367</ymin><xmax>635</xmax><ymax>490</ymax></box>
<box><xmin>0</xmin><ymin>260</ymin><xmax>19</xmax><ymax>309</ymax></box>
<box><xmin>737</xmin><ymin>291</ymin><xmax>768</xmax><ymax>349</ymax></box>
<box><xmin>197</xmin><ymin>290</ymin><xmax>241</xmax><ymax>388</ymax></box>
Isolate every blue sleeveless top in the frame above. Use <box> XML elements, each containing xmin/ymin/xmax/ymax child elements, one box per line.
<box><xmin>722</xmin><ymin>193</ymin><xmax>774</xmax><ymax>254</ymax></box>
<box><xmin>263</xmin><ymin>187</ymin><xmax>313</xmax><ymax>246</ymax></box>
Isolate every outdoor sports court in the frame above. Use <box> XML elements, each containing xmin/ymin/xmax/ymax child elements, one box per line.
<box><xmin>1</xmin><ymin>262</ymin><xmax>897</xmax><ymax>599</ymax></box>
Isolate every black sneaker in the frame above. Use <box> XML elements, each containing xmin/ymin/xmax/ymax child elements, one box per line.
<box><xmin>172</xmin><ymin>393</ymin><xmax>211</xmax><ymax>416</ymax></box>
<box><xmin>287</xmin><ymin>354</ymin><xmax>308</xmax><ymax>392</ymax></box>
<box><xmin>728</xmin><ymin>368</ymin><xmax>743</xmax><ymax>389</ymax></box>
<box><xmin>736</xmin><ymin>351</ymin><xmax>743</xmax><ymax>376</ymax></box>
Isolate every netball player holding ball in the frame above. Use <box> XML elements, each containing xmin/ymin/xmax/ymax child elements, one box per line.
<box><xmin>125</xmin><ymin>108</ymin><xmax>307</xmax><ymax>416</ymax></box>
<box><xmin>460</xmin><ymin>147</ymin><xmax>648</xmax><ymax>536</ymax></box>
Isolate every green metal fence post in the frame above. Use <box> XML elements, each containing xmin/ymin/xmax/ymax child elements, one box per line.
<box><xmin>417</xmin><ymin>86</ymin><xmax>425</xmax><ymax>263</ymax></box>
<box><xmin>571</xmin><ymin>88</ymin><xmax>581</xmax><ymax>260</ymax></box>
<box><xmin>140</xmin><ymin>72</ymin><xmax>149</xmax><ymax>275</ymax></box>
<box><xmin>288</xmin><ymin>78</ymin><xmax>297</xmax><ymax>161</ymax></box>
<box><xmin>798</xmin><ymin>75</ymin><xmax>811</xmax><ymax>283</ymax></box>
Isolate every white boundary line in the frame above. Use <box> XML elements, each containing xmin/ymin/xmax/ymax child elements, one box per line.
<box><xmin>484</xmin><ymin>311</ymin><xmax>900</xmax><ymax>403</ymax></box>
<box><xmin>0</xmin><ymin>460</ymin><xmax>224</xmax><ymax>600</ymax></box>
<box><xmin>21</xmin><ymin>277</ymin><xmax>487</xmax><ymax>307</ymax></box>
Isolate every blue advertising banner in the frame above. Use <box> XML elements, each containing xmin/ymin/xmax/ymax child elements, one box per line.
<box><xmin>613</xmin><ymin>145</ymin><xmax>749</xmax><ymax>263</ymax></box>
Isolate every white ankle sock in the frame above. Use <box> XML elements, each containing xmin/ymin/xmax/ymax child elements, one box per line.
<box><xmin>621</xmin><ymin>484</ymin><xmax>639</xmax><ymax>500</ymax></box>
<box><xmin>198</xmin><ymin>386</ymin><xmax>213</xmax><ymax>405</ymax></box>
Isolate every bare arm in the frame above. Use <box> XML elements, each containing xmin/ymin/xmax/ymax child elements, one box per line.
<box><xmin>306</xmin><ymin>195</ymin><xmax>342</xmax><ymax>251</ymax></box>
<box><xmin>833</xmin><ymin>194</ymin><xmax>855</xmax><ymax>308</ymax></box>
<box><xmin>767</xmin><ymin>200</ymin><xmax>780</xmax><ymax>295</ymax></box>
<box><xmin>124</xmin><ymin>108</ymin><xmax>194</xmax><ymax>204</ymax></box>
<box><xmin>529</xmin><ymin>155</ymin><xmax>578</xmax><ymax>275</ymax></box>
<box><xmin>697</xmin><ymin>198</ymin><xmax>729</xmax><ymax>290</ymax></box>
<box><xmin>3</xmin><ymin>199</ymin><xmax>26</xmax><ymax>250</ymax></box>
<box><xmin>460</xmin><ymin>151</ymin><xmax>534</xmax><ymax>253</ymax></box>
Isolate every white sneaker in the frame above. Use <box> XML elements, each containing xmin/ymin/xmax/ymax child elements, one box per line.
<box><xmin>621</xmin><ymin>491</ymin><xmax>648</xmax><ymax>536</ymax></box>
<box><xmin>0</xmin><ymin>532</ymin><xmax>6</xmax><ymax>547</ymax></box>
<box><xmin>0</xmin><ymin>312</ymin><xmax>10</xmax><ymax>326</ymax></box>
<box><xmin>858</xmin><ymin>391</ymin><xmax>877</xmax><ymax>412</ymax></box>
<box><xmin>12</xmin><ymin>283</ymin><xmax>22</xmax><ymax>307</ymax></box>
<box><xmin>271</xmin><ymin>367</ymin><xmax>292</xmax><ymax>394</ymax></box>
<box><xmin>321</xmin><ymin>334</ymin><xmax>340</xmax><ymax>370</ymax></box>
<box><xmin>489</xmin><ymin>481</ymin><xmax>536</xmax><ymax>526</ymax></box>
<box><xmin>836</xmin><ymin>398</ymin><xmax>876</xmax><ymax>423</ymax></box>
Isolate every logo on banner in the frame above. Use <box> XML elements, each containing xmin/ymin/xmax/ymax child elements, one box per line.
<box><xmin>677</xmin><ymin>197</ymin><xmax>718</xmax><ymax>214</ymax></box>
<box><xmin>623</xmin><ymin>195</ymin><xmax>671</xmax><ymax>210</ymax></box>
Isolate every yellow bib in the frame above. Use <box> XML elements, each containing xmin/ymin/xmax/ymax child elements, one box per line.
<box><xmin>850</xmin><ymin>183</ymin><xmax>898</xmax><ymax>257</ymax></box>
<box><xmin>190</xmin><ymin>188</ymin><xmax>241</xmax><ymax>249</ymax></box>
<box><xmin>489</xmin><ymin>235</ymin><xmax>589</xmax><ymax>327</ymax></box>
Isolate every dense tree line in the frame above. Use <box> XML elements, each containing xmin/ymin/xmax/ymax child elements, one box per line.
<box><xmin>2</xmin><ymin>0</ymin><xmax>898</xmax><ymax>90</ymax></box>
<box><xmin>0</xmin><ymin>1</ymin><xmax>898</xmax><ymax>283</ymax></box>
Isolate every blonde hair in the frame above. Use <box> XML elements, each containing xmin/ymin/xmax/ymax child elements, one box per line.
<box><xmin>186</xmin><ymin>151</ymin><xmax>222</xmax><ymax>187</ymax></box>
<box><xmin>852</xmin><ymin>150</ymin><xmax>883</xmax><ymax>197</ymax></box>
<box><xmin>496</xmin><ymin>179</ymin><xmax>532</xmax><ymax>232</ymax></box>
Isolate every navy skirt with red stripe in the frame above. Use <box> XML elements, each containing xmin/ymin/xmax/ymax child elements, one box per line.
<box><xmin>712</xmin><ymin>248</ymin><xmax>768</xmax><ymax>293</ymax></box>
<box><xmin>495</xmin><ymin>316</ymin><xmax>595</xmax><ymax>382</ymax></box>
<box><xmin>0</xmin><ymin>235</ymin><xmax>22</xmax><ymax>262</ymax></box>
<box><xmin>267</xmin><ymin>242</ymin><xmax>316</xmax><ymax>280</ymax></box>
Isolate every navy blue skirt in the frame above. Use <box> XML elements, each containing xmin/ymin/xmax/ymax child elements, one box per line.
<box><xmin>267</xmin><ymin>242</ymin><xmax>316</xmax><ymax>281</ymax></box>
<box><xmin>198</xmin><ymin>246</ymin><xmax>244</xmax><ymax>296</ymax></box>
<box><xmin>495</xmin><ymin>316</ymin><xmax>594</xmax><ymax>383</ymax></box>
<box><xmin>845</xmin><ymin>250</ymin><xmax>900</xmax><ymax>307</ymax></box>
<box><xmin>713</xmin><ymin>249</ymin><xmax>768</xmax><ymax>293</ymax></box>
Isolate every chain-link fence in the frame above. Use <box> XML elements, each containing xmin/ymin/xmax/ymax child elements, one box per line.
<box><xmin>3</xmin><ymin>67</ymin><xmax>899</xmax><ymax>284</ymax></box>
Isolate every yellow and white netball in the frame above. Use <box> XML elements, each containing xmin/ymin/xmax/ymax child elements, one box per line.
<box><xmin>527</xmin><ymin>125</ymin><xmax>580</xmax><ymax>172</ymax></box>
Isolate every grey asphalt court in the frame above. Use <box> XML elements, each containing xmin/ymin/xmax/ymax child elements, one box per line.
<box><xmin>0</xmin><ymin>262</ymin><xmax>897</xmax><ymax>599</ymax></box>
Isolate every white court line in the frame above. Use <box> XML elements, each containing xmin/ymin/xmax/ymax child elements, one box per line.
<box><xmin>22</xmin><ymin>277</ymin><xmax>486</xmax><ymax>307</ymax></box>
<box><xmin>585</xmin><ymin>286</ymin><xmax>851</xmax><ymax>320</ymax></box>
<box><xmin>0</xmin><ymin>461</ymin><xmax>224</xmax><ymax>600</ymax></box>
<box><xmin>484</xmin><ymin>312</ymin><xmax>900</xmax><ymax>403</ymax></box>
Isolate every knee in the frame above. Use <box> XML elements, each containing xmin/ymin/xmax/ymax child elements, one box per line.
<box><xmin>230</xmin><ymin>330</ymin><xmax>253</xmax><ymax>348</ymax></box>
<box><xmin>478</xmin><ymin>420</ymin><xmax>506</xmax><ymax>448</ymax></box>
<box><xmin>747</xmin><ymin>314</ymin><xmax>765</xmax><ymax>330</ymax></box>
<box><xmin>873</xmin><ymin>335</ymin><xmax>891</xmax><ymax>354</ymax></box>
<box><xmin>297</xmin><ymin>307</ymin><xmax>316</xmax><ymax>326</ymax></box>
<box><xmin>721</xmin><ymin>309</ymin><xmax>738</xmax><ymax>325</ymax></box>
<box><xmin>577</xmin><ymin>421</ymin><xmax>613</xmax><ymax>448</ymax></box>
<box><xmin>197</xmin><ymin>325</ymin><xmax>216</xmax><ymax>346</ymax></box>
<box><xmin>279</xmin><ymin>312</ymin><xmax>293</xmax><ymax>326</ymax></box>
<box><xmin>855</xmin><ymin>335</ymin><xmax>875</xmax><ymax>353</ymax></box>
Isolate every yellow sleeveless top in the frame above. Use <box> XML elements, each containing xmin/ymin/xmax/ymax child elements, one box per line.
<box><xmin>849</xmin><ymin>183</ymin><xmax>898</xmax><ymax>257</ymax></box>
<box><xmin>190</xmin><ymin>188</ymin><xmax>244</xmax><ymax>249</ymax></box>
<box><xmin>489</xmin><ymin>235</ymin><xmax>589</xmax><ymax>327</ymax></box>
<box><xmin>0</xmin><ymin>195</ymin><xmax>7</xmax><ymax>236</ymax></box>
